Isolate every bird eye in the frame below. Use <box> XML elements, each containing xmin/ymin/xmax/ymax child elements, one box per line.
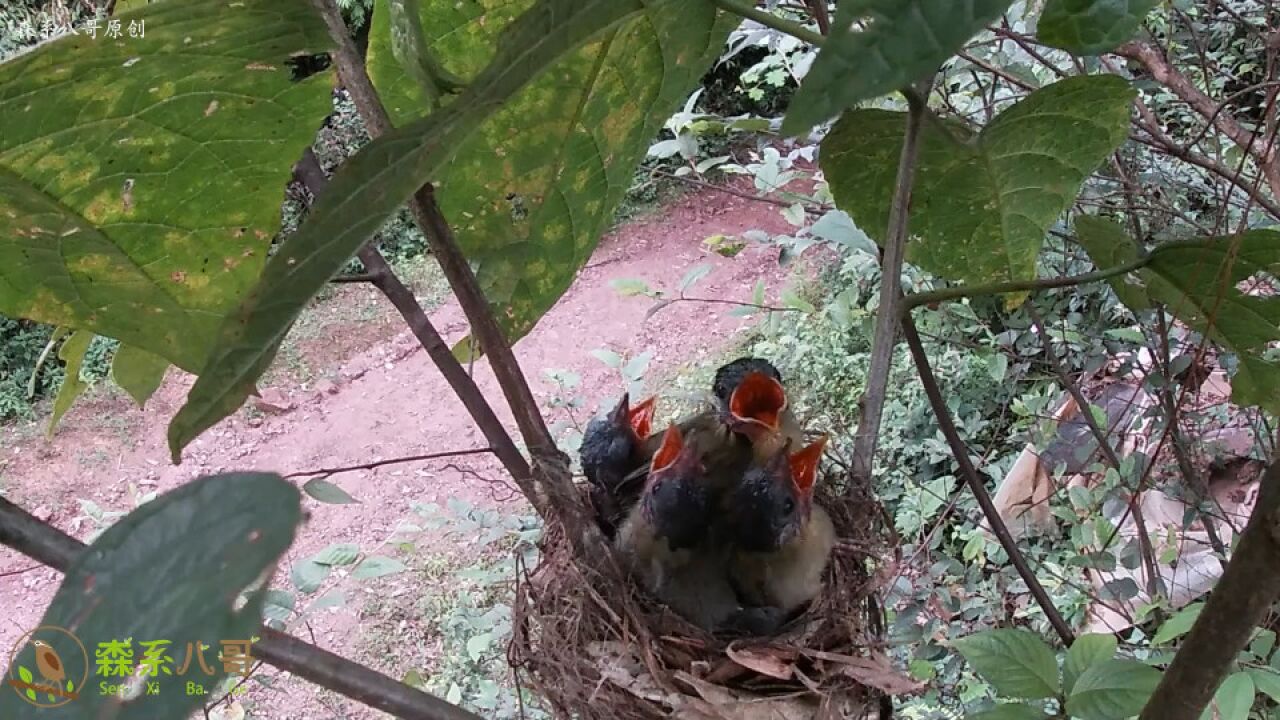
<box><xmin>652</xmin><ymin>480</ymin><xmax>665</xmax><ymax>495</ymax></box>
<box><xmin>782</xmin><ymin>498</ymin><xmax>796</xmax><ymax>515</ymax></box>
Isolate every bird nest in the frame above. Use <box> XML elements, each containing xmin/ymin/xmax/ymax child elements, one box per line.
<box><xmin>510</xmin><ymin>470</ymin><xmax>910</xmax><ymax>719</ymax></box>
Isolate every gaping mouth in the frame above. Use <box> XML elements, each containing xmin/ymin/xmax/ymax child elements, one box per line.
<box><xmin>628</xmin><ymin>395</ymin><xmax>656</xmax><ymax>439</ymax></box>
<box><xmin>728</xmin><ymin>371</ymin><xmax>787</xmax><ymax>430</ymax></box>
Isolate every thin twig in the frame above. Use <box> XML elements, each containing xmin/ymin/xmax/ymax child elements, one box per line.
<box><xmin>291</xmin><ymin>148</ymin><xmax>532</xmax><ymax>484</ymax></box>
<box><xmin>850</xmin><ymin>79</ymin><xmax>931</xmax><ymax>491</ymax></box>
<box><xmin>711</xmin><ymin>0</ymin><xmax>826</xmax><ymax>46</ymax></box>
<box><xmin>329</xmin><ymin>273</ymin><xmax>378</xmax><ymax>284</ymax></box>
<box><xmin>901</xmin><ymin>257</ymin><xmax>1151</xmax><ymax>314</ymax></box>
<box><xmin>0</xmin><ymin>497</ymin><xmax>483</xmax><ymax>720</ymax></box>
<box><xmin>1027</xmin><ymin>306</ymin><xmax>1164</xmax><ymax>606</ymax></box>
<box><xmin>282</xmin><ymin>448</ymin><xmax>494</xmax><ymax>480</ymax></box>
<box><xmin>901</xmin><ymin>317</ymin><xmax>1076</xmax><ymax>645</ymax></box>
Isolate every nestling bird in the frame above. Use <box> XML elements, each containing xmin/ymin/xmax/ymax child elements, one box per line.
<box><xmin>579</xmin><ymin>392</ymin><xmax>656</xmax><ymax>536</ymax></box>
<box><xmin>615</xmin><ymin>424</ymin><xmax>741</xmax><ymax>630</ymax></box>
<box><xmin>727</xmin><ymin>435</ymin><xmax>835</xmax><ymax>616</ymax></box>
<box><xmin>31</xmin><ymin>639</ymin><xmax>65</xmax><ymax>688</ymax></box>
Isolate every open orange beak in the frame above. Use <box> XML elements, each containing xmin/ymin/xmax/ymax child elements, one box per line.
<box><xmin>627</xmin><ymin>395</ymin><xmax>656</xmax><ymax>439</ymax></box>
<box><xmin>788</xmin><ymin>435</ymin><xmax>828</xmax><ymax>496</ymax></box>
<box><xmin>728</xmin><ymin>371</ymin><xmax>787</xmax><ymax>431</ymax></box>
<box><xmin>651</xmin><ymin>423</ymin><xmax>685</xmax><ymax>472</ymax></box>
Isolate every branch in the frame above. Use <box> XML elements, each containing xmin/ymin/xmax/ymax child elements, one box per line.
<box><xmin>282</xmin><ymin>447</ymin><xmax>495</xmax><ymax>480</ymax></box>
<box><xmin>849</xmin><ymin>82</ymin><xmax>930</xmax><ymax>491</ymax></box>
<box><xmin>901</xmin><ymin>316</ymin><xmax>1076</xmax><ymax>645</ymax></box>
<box><xmin>291</xmin><ymin>149</ymin><xmax>533</xmax><ymax>486</ymax></box>
<box><xmin>900</xmin><ymin>256</ymin><xmax>1151</xmax><ymax>314</ymax></box>
<box><xmin>1027</xmin><ymin>307</ymin><xmax>1164</xmax><ymax>605</ymax></box>
<box><xmin>1140</xmin><ymin>458</ymin><xmax>1280</xmax><ymax>720</ymax></box>
<box><xmin>711</xmin><ymin>0</ymin><xmax>826</xmax><ymax>47</ymax></box>
<box><xmin>0</xmin><ymin>497</ymin><xmax>483</xmax><ymax>720</ymax></box>
<box><xmin>311</xmin><ymin>0</ymin><xmax>601</xmax><ymax>552</ymax></box>
<box><xmin>803</xmin><ymin>0</ymin><xmax>830</xmax><ymax>35</ymax></box>
<box><xmin>1113</xmin><ymin>40</ymin><xmax>1280</xmax><ymax>201</ymax></box>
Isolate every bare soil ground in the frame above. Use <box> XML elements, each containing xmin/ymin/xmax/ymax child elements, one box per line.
<box><xmin>0</xmin><ymin>185</ymin><xmax>801</xmax><ymax>719</ymax></box>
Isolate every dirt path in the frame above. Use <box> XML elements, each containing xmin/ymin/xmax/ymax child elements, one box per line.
<box><xmin>0</xmin><ymin>186</ymin><xmax>799</xmax><ymax>718</ymax></box>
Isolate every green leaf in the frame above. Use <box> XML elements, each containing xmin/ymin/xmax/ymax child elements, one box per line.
<box><xmin>1152</xmin><ymin>603</ymin><xmax>1204</xmax><ymax>645</ymax></box>
<box><xmin>302</xmin><ymin>478</ymin><xmax>360</xmax><ymax>505</ymax></box>
<box><xmin>1066</xmin><ymin>659</ymin><xmax>1161</xmax><ymax>720</ymax></box>
<box><xmin>353</xmin><ymin>555</ymin><xmax>407</xmax><ymax>580</ymax></box>
<box><xmin>0</xmin><ymin>0</ymin><xmax>333</xmax><ymax>374</ymax></box>
<box><xmin>968</xmin><ymin>703</ymin><xmax>1049</xmax><ymax>720</ymax></box>
<box><xmin>309</xmin><ymin>589</ymin><xmax>347</xmax><ymax>611</ymax></box>
<box><xmin>47</xmin><ymin>330</ymin><xmax>92</xmax><ymax>436</ymax></box>
<box><xmin>1247</xmin><ymin>668</ymin><xmax>1280</xmax><ymax>704</ymax></box>
<box><xmin>290</xmin><ymin>560</ymin><xmax>329</xmax><ymax>594</ymax></box>
<box><xmin>368</xmin><ymin>0</ymin><xmax>522</xmax><ymax>126</ymax></box>
<box><xmin>611</xmin><ymin>278</ymin><xmax>652</xmax><ymax>297</ymax></box>
<box><xmin>954</xmin><ymin>629</ymin><xmax>1060</xmax><ymax>699</ymax></box>
<box><xmin>1142</xmin><ymin>231</ymin><xmax>1280</xmax><ymax>414</ymax></box>
<box><xmin>783</xmin><ymin>0</ymin><xmax>1015</xmax><ymax>135</ymax></box>
<box><xmin>1074</xmin><ymin>215</ymin><xmax>1151</xmax><ymax>311</ymax></box>
<box><xmin>370</xmin><ymin>0</ymin><xmax>731</xmax><ymax>342</ymax></box>
<box><xmin>988</xmin><ymin>353</ymin><xmax>1009</xmax><ymax>383</ymax></box>
<box><xmin>170</xmin><ymin>0</ymin><xmax>690</xmax><ymax>460</ymax></box>
<box><xmin>680</xmin><ymin>264</ymin><xmax>714</xmax><ymax>292</ymax></box>
<box><xmin>1214</xmin><ymin>671</ymin><xmax>1254</xmax><ymax>720</ymax></box>
<box><xmin>591</xmin><ymin>348</ymin><xmax>623</xmax><ymax>368</ymax></box>
<box><xmin>17</xmin><ymin>665</ymin><xmax>32</xmax><ymax>684</ymax></box>
<box><xmin>622</xmin><ymin>351</ymin><xmax>652</xmax><ymax>381</ymax></box>
<box><xmin>111</xmin><ymin>344</ymin><xmax>170</xmax><ymax>407</ymax></box>
<box><xmin>311</xmin><ymin>542</ymin><xmax>360</xmax><ymax>566</ymax></box>
<box><xmin>466</xmin><ymin>632</ymin><xmax>494</xmax><ymax>660</ymax></box>
<box><xmin>822</xmin><ymin>75</ymin><xmax>1134</xmax><ymax>302</ymax></box>
<box><xmin>1065</xmin><ymin>633</ymin><xmax>1119</xmax><ymax>695</ymax></box>
<box><xmin>0</xmin><ymin>473</ymin><xmax>299</xmax><ymax>720</ymax></box>
<box><xmin>1038</xmin><ymin>0</ymin><xmax>1159</xmax><ymax>55</ymax></box>
<box><xmin>263</xmin><ymin>589</ymin><xmax>296</xmax><ymax>623</ymax></box>
<box><xmin>809</xmin><ymin>209</ymin><xmax>877</xmax><ymax>254</ymax></box>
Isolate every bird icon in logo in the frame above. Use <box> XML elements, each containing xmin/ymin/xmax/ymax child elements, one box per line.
<box><xmin>31</xmin><ymin>640</ymin><xmax>65</xmax><ymax>690</ymax></box>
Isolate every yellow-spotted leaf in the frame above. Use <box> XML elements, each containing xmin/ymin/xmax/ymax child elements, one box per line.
<box><xmin>368</xmin><ymin>0</ymin><xmax>732</xmax><ymax>346</ymax></box>
<box><xmin>0</xmin><ymin>0</ymin><xmax>333</xmax><ymax>373</ymax></box>
<box><xmin>168</xmin><ymin>0</ymin><xmax>724</xmax><ymax>459</ymax></box>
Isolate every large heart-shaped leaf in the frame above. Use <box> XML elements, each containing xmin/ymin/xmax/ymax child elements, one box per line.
<box><xmin>1077</xmin><ymin>226</ymin><xmax>1280</xmax><ymax>413</ymax></box>
<box><xmin>367</xmin><ymin>0</ymin><xmax>516</xmax><ymax>125</ymax></box>
<box><xmin>1038</xmin><ymin>0</ymin><xmax>1159</xmax><ymax>55</ymax></box>
<box><xmin>822</xmin><ymin>74</ymin><xmax>1134</xmax><ymax>300</ymax></box>
<box><xmin>783</xmin><ymin>0</ymin><xmax>1014</xmax><ymax>136</ymax></box>
<box><xmin>954</xmin><ymin>628</ymin><xmax>1060</xmax><ymax>700</ymax></box>
<box><xmin>0</xmin><ymin>0</ymin><xmax>333</xmax><ymax>374</ymax></box>
<box><xmin>369</xmin><ymin>0</ymin><xmax>731</xmax><ymax>348</ymax></box>
<box><xmin>168</xmin><ymin>0</ymin><xmax>718</xmax><ymax>460</ymax></box>
<box><xmin>0</xmin><ymin>472</ymin><xmax>300</xmax><ymax>720</ymax></box>
<box><xmin>1065</xmin><ymin>658</ymin><xmax>1161</xmax><ymax>720</ymax></box>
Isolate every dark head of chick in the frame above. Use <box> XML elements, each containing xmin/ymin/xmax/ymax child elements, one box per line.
<box><xmin>579</xmin><ymin>393</ymin><xmax>655</xmax><ymax>488</ymax></box>
<box><xmin>713</xmin><ymin>357</ymin><xmax>782</xmax><ymax>410</ymax></box>
<box><xmin>725</xmin><ymin>436</ymin><xmax>827</xmax><ymax>552</ymax></box>
<box><xmin>642</xmin><ymin>424</ymin><xmax>712</xmax><ymax>551</ymax></box>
